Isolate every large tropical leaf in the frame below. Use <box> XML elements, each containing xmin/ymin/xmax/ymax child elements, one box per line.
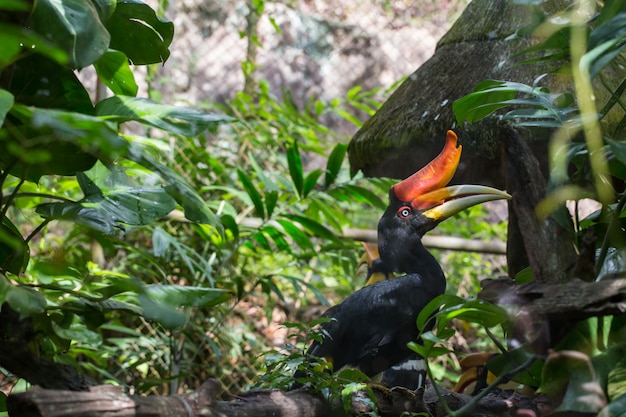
<box><xmin>94</xmin><ymin>49</ymin><xmax>139</xmax><ymax>96</ymax></box>
<box><xmin>105</xmin><ymin>0</ymin><xmax>174</xmax><ymax>65</ymax></box>
<box><xmin>36</xmin><ymin>162</ymin><xmax>176</xmax><ymax>234</ymax></box>
<box><xmin>10</xmin><ymin>54</ymin><xmax>93</xmax><ymax>113</ymax></box>
<box><xmin>0</xmin><ymin>105</ymin><xmax>127</xmax><ymax>181</ymax></box>
<box><xmin>0</xmin><ymin>24</ymin><xmax>68</xmax><ymax>70</ymax></box>
<box><xmin>95</xmin><ymin>96</ymin><xmax>235</xmax><ymax>136</ymax></box>
<box><xmin>128</xmin><ymin>144</ymin><xmax>219</xmax><ymax>225</ymax></box>
<box><xmin>30</xmin><ymin>0</ymin><xmax>110</xmax><ymax>69</ymax></box>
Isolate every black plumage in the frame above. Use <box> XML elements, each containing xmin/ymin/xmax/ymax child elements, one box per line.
<box><xmin>294</xmin><ymin>131</ymin><xmax>510</xmax><ymax>387</ymax></box>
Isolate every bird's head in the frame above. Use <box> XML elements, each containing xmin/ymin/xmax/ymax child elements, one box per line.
<box><xmin>377</xmin><ymin>130</ymin><xmax>511</xmax><ymax>273</ymax></box>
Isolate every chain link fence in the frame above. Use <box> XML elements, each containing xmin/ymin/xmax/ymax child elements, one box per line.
<box><xmin>139</xmin><ymin>0</ymin><xmax>469</xmax><ymax>394</ymax></box>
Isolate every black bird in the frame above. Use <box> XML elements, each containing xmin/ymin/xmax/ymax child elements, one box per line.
<box><xmin>295</xmin><ymin>130</ymin><xmax>510</xmax><ymax>386</ymax></box>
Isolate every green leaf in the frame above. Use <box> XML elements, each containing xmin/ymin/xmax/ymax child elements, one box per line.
<box><xmin>106</xmin><ymin>0</ymin><xmax>174</xmax><ymax>65</ymax></box>
<box><xmin>0</xmin><ymin>105</ymin><xmax>127</xmax><ymax>181</ymax></box>
<box><xmin>0</xmin><ymin>275</ymin><xmax>46</xmax><ymax>317</ymax></box>
<box><xmin>286</xmin><ymin>143</ymin><xmax>303</xmax><ymax>197</ymax></box>
<box><xmin>36</xmin><ymin>162</ymin><xmax>176</xmax><ymax>233</ymax></box>
<box><xmin>93</xmin><ymin>49</ymin><xmax>139</xmax><ymax>96</ymax></box>
<box><xmin>276</xmin><ymin>218</ymin><xmax>314</xmax><ymax>251</ymax></box>
<box><xmin>283</xmin><ymin>214</ymin><xmax>337</xmax><ymax>241</ymax></box>
<box><xmin>541</xmin><ymin>351</ymin><xmax>605</xmax><ymax>414</ymax></box>
<box><xmin>95</xmin><ymin>96</ymin><xmax>234</xmax><ymax>136</ymax></box>
<box><xmin>30</xmin><ymin>0</ymin><xmax>110</xmax><ymax>68</ymax></box>
<box><xmin>51</xmin><ymin>319</ymin><xmax>102</xmax><ymax>346</ymax></box>
<box><xmin>325</xmin><ymin>143</ymin><xmax>347</xmax><ymax>188</ymax></box>
<box><xmin>0</xmin><ymin>216</ymin><xmax>29</xmax><ymax>274</ymax></box>
<box><xmin>10</xmin><ymin>54</ymin><xmax>92</xmax><ymax>113</ymax></box>
<box><xmin>437</xmin><ymin>298</ymin><xmax>507</xmax><ymax>330</ymax></box>
<box><xmin>0</xmin><ymin>89</ymin><xmax>13</xmax><ymax>126</ymax></box>
<box><xmin>138</xmin><ymin>293</ymin><xmax>185</xmax><ymax>329</ymax></box>
<box><xmin>0</xmin><ymin>0</ymin><xmax>31</xmax><ymax>11</ymax></box>
<box><xmin>237</xmin><ymin>168</ymin><xmax>265</xmax><ymax>219</ymax></box>
<box><xmin>0</xmin><ymin>19</ymin><xmax>70</xmax><ymax>71</ymax></box>
<box><xmin>129</xmin><ymin>145</ymin><xmax>218</xmax><ymax>225</ymax></box>
<box><xmin>486</xmin><ymin>347</ymin><xmax>543</xmax><ymax>387</ymax></box>
<box><xmin>303</xmin><ymin>169</ymin><xmax>322</xmax><ymax>197</ymax></box>
<box><xmin>600</xmin><ymin>393</ymin><xmax>626</xmax><ymax>417</ymax></box>
<box><xmin>416</xmin><ymin>294</ymin><xmax>464</xmax><ymax>331</ymax></box>
<box><xmin>453</xmin><ymin>80</ymin><xmax>517</xmax><ymax>124</ymax></box>
<box><xmin>143</xmin><ymin>285</ymin><xmax>231</xmax><ymax>308</ymax></box>
<box><xmin>264</xmin><ymin>190</ymin><xmax>278</xmax><ymax>218</ymax></box>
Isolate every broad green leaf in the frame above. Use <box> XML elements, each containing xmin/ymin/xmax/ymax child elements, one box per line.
<box><xmin>237</xmin><ymin>168</ymin><xmax>265</xmax><ymax>219</ymax></box>
<box><xmin>36</xmin><ymin>162</ymin><xmax>177</xmax><ymax>233</ymax></box>
<box><xmin>0</xmin><ymin>215</ymin><xmax>29</xmax><ymax>274</ymax></box>
<box><xmin>325</xmin><ymin>143</ymin><xmax>347</xmax><ymax>188</ymax></box>
<box><xmin>0</xmin><ymin>0</ymin><xmax>30</xmax><ymax>11</ymax></box>
<box><xmin>10</xmin><ymin>54</ymin><xmax>92</xmax><ymax>113</ymax></box>
<box><xmin>51</xmin><ymin>319</ymin><xmax>102</xmax><ymax>346</ymax></box>
<box><xmin>329</xmin><ymin>184</ymin><xmax>386</xmax><ymax>210</ymax></box>
<box><xmin>138</xmin><ymin>293</ymin><xmax>185</xmax><ymax>329</ymax></box>
<box><xmin>129</xmin><ymin>145</ymin><xmax>218</xmax><ymax>225</ymax></box>
<box><xmin>0</xmin><ymin>275</ymin><xmax>46</xmax><ymax>316</ymax></box>
<box><xmin>94</xmin><ymin>49</ymin><xmax>138</xmax><ymax>96</ymax></box>
<box><xmin>143</xmin><ymin>285</ymin><xmax>231</xmax><ymax>308</ymax></box>
<box><xmin>0</xmin><ymin>89</ymin><xmax>13</xmax><ymax>126</ymax></box>
<box><xmin>0</xmin><ymin>105</ymin><xmax>127</xmax><ymax>181</ymax></box>
<box><xmin>608</xmin><ymin>139</ymin><xmax>626</xmax><ymax>167</ymax></box>
<box><xmin>486</xmin><ymin>347</ymin><xmax>543</xmax><ymax>387</ymax></box>
<box><xmin>0</xmin><ymin>23</ymin><xmax>68</xmax><ymax>70</ymax></box>
<box><xmin>286</xmin><ymin>143</ymin><xmax>303</xmax><ymax>197</ymax></box>
<box><xmin>600</xmin><ymin>393</ymin><xmax>626</xmax><ymax>417</ymax></box>
<box><xmin>89</xmin><ymin>0</ymin><xmax>116</xmax><ymax>22</ymax></box>
<box><xmin>30</xmin><ymin>0</ymin><xmax>110</xmax><ymax>68</ymax></box>
<box><xmin>95</xmin><ymin>96</ymin><xmax>234</xmax><ymax>136</ymax></box>
<box><xmin>416</xmin><ymin>294</ymin><xmax>464</xmax><ymax>331</ymax></box>
<box><xmin>453</xmin><ymin>80</ymin><xmax>518</xmax><ymax>124</ymax></box>
<box><xmin>541</xmin><ymin>351</ymin><xmax>605</xmax><ymax>414</ymax></box>
<box><xmin>106</xmin><ymin>0</ymin><xmax>174</xmax><ymax>65</ymax></box>
<box><xmin>437</xmin><ymin>298</ymin><xmax>507</xmax><ymax>330</ymax></box>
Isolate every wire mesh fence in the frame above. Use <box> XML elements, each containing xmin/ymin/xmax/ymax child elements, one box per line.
<box><xmin>138</xmin><ymin>0</ymin><xmax>469</xmax><ymax>394</ymax></box>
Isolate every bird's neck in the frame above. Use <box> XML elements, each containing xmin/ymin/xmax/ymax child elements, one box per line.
<box><xmin>379</xmin><ymin>240</ymin><xmax>446</xmax><ymax>294</ymax></box>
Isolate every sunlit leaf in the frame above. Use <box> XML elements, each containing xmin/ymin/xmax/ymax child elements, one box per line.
<box><xmin>0</xmin><ymin>89</ymin><xmax>13</xmax><ymax>127</ymax></box>
<box><xmin>96</xmin><ymin>96</ymin><xmax>234</xmax><ymax>136</ymax></box>
<box><xmin>36</xmin><ymin>162</ymin><xmax>176</xmax><ymax>233</ymax></box>
<box><xmin>129</xmin><ymin>145</ymin><xmax>218</xmax><ymax>225</ymax></box>
<box><xmin>94</xmin><ymin>49</ymin><xmax>139</xmax><ymax>96</ymax></box>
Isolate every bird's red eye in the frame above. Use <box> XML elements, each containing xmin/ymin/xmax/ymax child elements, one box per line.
<box><xmin>397</xmin><ymin>206</ymin><xmax>411</xmax><ymax>219</ymax></box>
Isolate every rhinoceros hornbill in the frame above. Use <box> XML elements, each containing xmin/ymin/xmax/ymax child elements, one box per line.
<box><xmin>293</xmin><ymin>130</ymin><xmax>510</xmax><ymax>388</ymax></box>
